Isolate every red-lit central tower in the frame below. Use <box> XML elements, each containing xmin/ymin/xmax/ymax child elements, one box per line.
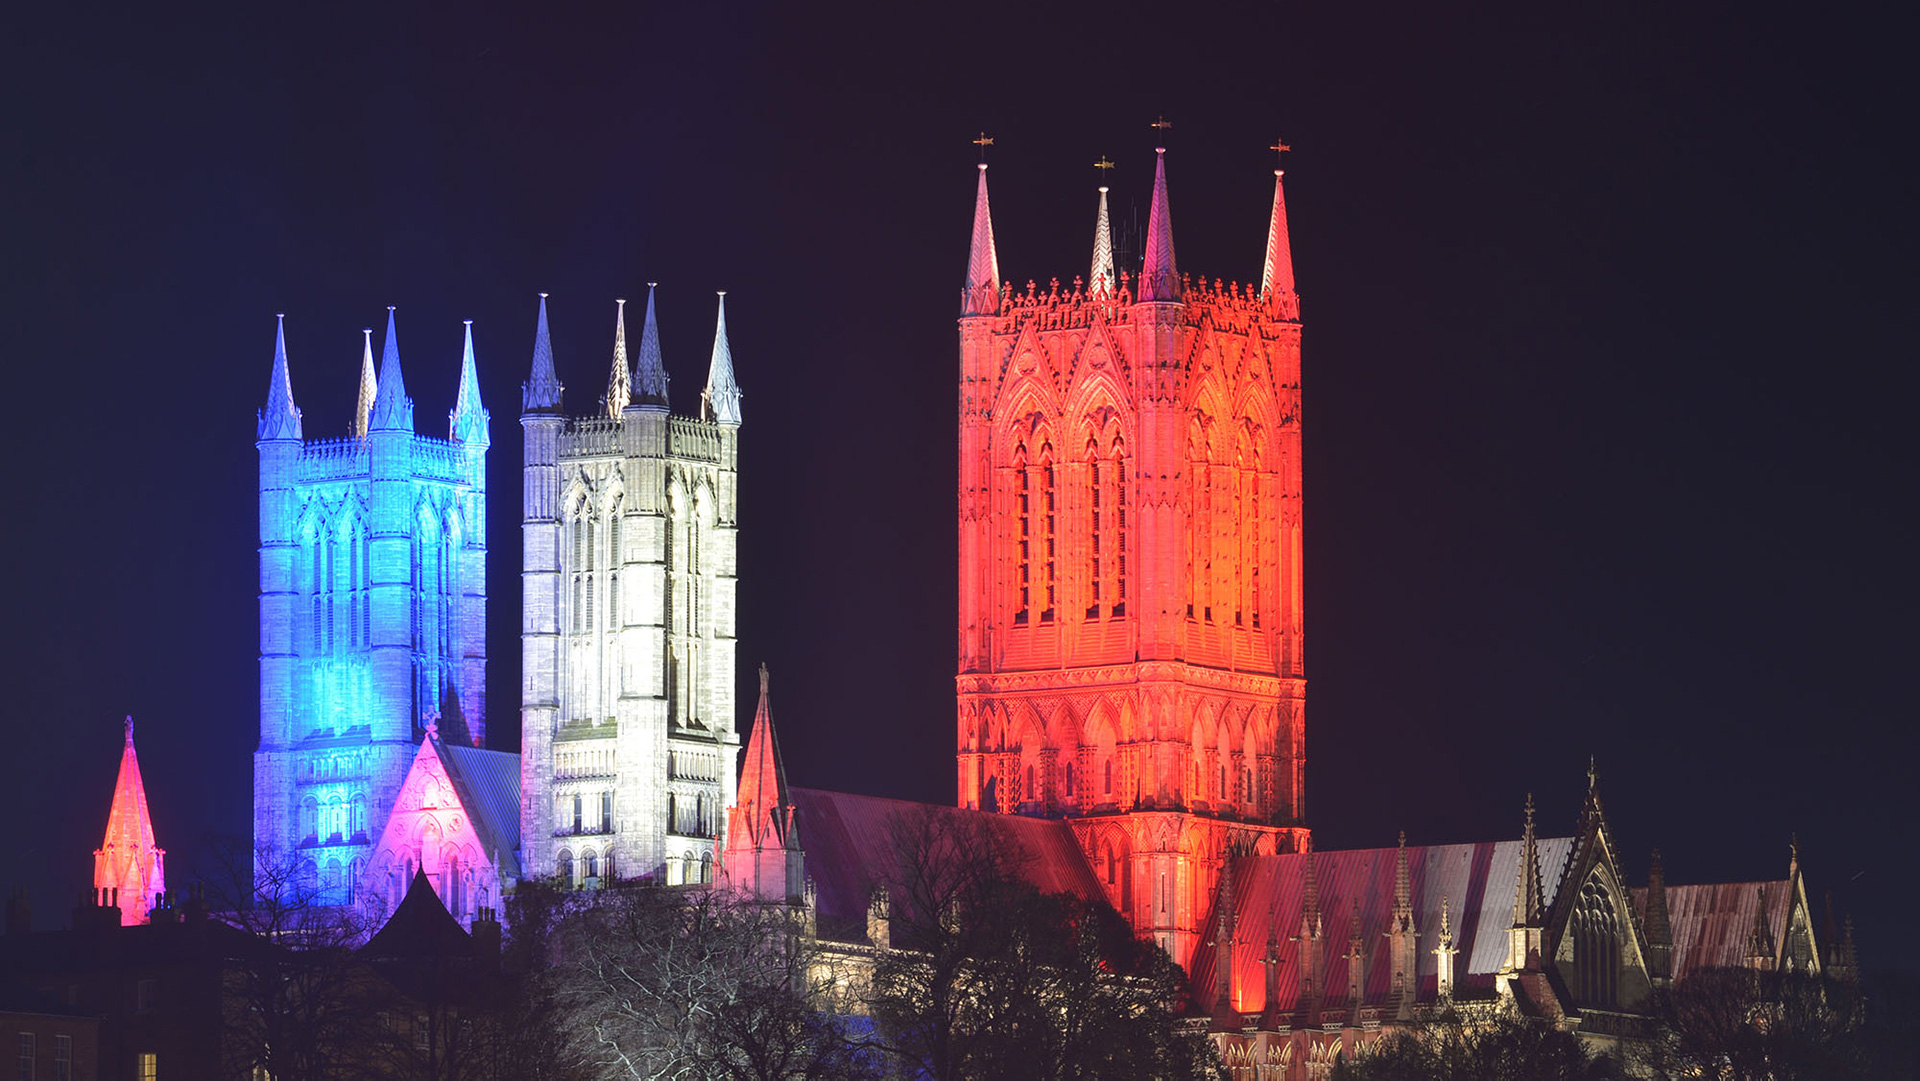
<box><xmin>956</xmin><ymin>150</ymin><xmax>1307</xmax><ymax>966</ymax></box>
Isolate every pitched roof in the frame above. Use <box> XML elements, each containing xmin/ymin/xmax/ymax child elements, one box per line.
<box><xmin>363</xmin><ymin>869</ymin><xmax>471</xmax><ymax>960</ymax></box>
<box><xmin>789</xmin><ymin>788</ymin><xmax>1105</xmax><ymax>942</ymax></box>
<box><xmin>1632</xmin><ymin>879</ymin><xmax>1793</xmax><ymax>982</ymax></box>
<box><xmin>1189</xmin><ymin>837</ymin><xmax>1576</xmax><ymax>1015</ymax></box>
<box><xmin>435</xmin><ymin>742</ymin><xmax>521</xmax><ymax>879</ymax></box>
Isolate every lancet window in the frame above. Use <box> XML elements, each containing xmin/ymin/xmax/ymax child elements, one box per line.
<box><xmin>1574</xmin><ymin>876</ymin><xmax>1621</xmax><ymax>1006</ymax></box>
<box><xmin>1040</xmin><ymin>447</ymin><xmax>1057</xmax><ymax>623</ymax></box>
<box><xmin>1014</xmin><ymin>445</ymin><xmax>1031</xmax><ymax>625</ymax></box>
<box><xmin>1085</xmin><ymin>436</ymin><xmax>1129</xmax><ymax>620</ymax></box>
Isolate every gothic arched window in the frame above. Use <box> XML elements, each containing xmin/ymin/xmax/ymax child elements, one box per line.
<box><xmin>1104</xmin><ymin>758</ymin><xmax>1114</xmax><ymax>796</ymax></box>
<box><xmin>557</xmin><ymin>850</ymin><xmax>574</xmax><ymax>890</ymax></box>
<box><xmin>1574</xmin><ymin>876</ymin><xmax>1621</xmax><ymax>1006</ymax></box>
<box><xmin>1113</xmin><ymin>437</ymin><xmax>1129</xmax><ymax>617</ymax></box>
<box><xmin>583</xmin><ymin>850</ymin><xmax>599</xmax><ymax>882</ymax></box>
<box><xmin>1041</xmin><ymin>449</ymin><xmax>1057</xmax><ymax>623</ymax></box>
<box><xmin>1014</xmin><ymin>445</ymin><xmax>1031</xmax><ymax>625</ymax></box>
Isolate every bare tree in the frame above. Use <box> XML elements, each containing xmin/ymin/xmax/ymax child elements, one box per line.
<box><xmin>534</xmin><ymin>881</ymin><xmax>876</xmax><ymax>1081</ymax></box>
<box><xmin>1636</xmin><ymin>966</ymin><xmax>1870</xmax><ymax>1081</ymax></box>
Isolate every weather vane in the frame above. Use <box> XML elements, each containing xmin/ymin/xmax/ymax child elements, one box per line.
<box><xmin>972</xmin><ymin>131</ymin><xmax>994</xmax><ymax>162</ymax></box>
<box><xmin>1270</xmin><ymin>137</ymin><xmax>1292</xmax><ymax>169</ymax></box>
<box><xmin>1094</xmin><ymin>156</ymin><xmax>1114</xmax><ymax>174</ymax></box>
<box><xmin>1150</xmin><ymin>116</ymin><xmax>1173</xmax><ymax>132</ymax></box>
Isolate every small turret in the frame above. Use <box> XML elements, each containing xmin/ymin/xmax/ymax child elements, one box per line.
<box><xmin>1433</xmin><ymin>895</ymin><xmax>1459</xmax><ymax>1003</ymax></box>
<box><xmin>368</xmin><ymin>307</ymin><xmax>414</xmax><ymax>432</ymax></box>
<box><xmin>961</xmin><ymin>163</ymin><xmax>1000</xmax><ymax>315</ymax></box>
<box><xmin>1504</xmin><ymin>793</ymin><xmax>1547</xmax><ymax>984</ymax></box>
<box><xmin>605</xmin><ymin>299</ymin><xmax>631</xmax><ymax>418</ymax></box>
<box><xmin>353</xmin><ymin>328</ymin><xmax>377</xmax><ymax>439</ymax></box>
<box><xmin>1747</xmin><ymin>885</ymin><xmax>1776</xmax><ymax>972</ymax></box>
<box><xmin>1345</xmin><ymin>899</ymin><xmax>1366</xmax><ymax>1023</ymax></box>
<box><xmin>257</xmin><ymin>314</ymin><xmax>302</xmax><ymax>441</ymax></box>
<box><xmin>1209</xmin><ymin>852</ymin><xmax>1237</xmax><ymax>1018</ymax></box>
<box><xmin>631</xmin><ymin>283</ymin><xmax>669</xmax><ymax>411</ymax></box>
<box><xmin>701</xmin><ymin>292</ymin><xmax>742</xmax><ymax>427</ymax></box>
<box><xmin>450</xmin><ymin>320</ymin><xmax>489</xmax><ymax>446</ymax></box>
<box><xmin>522</xmin><ymin>293</ymin><xmax>564</xmax><ymax>414</ymax></box>
<box><xmin>1292</xmin><ymin>848</ymin><xmax>1324</xmax><ymax>1022</ymax></box>
<box><xmin>1644</xmin><ymin>849</ymin><xmax>1673</xmax><ymax>987</ymax></box>
<box><xmin>1089</xmin><ymin>186</ymin><xmax>1117</xmax><ymax>296</ymax></box>
<box><xmin>1137</xmin><ymin>149</ymin><xmax>1179</xmax><ymax>301</ymax></box>
<box><xmin>1386</xmin><ymin>830</ymin><xmax>1419</xmax><ymax>1018</ymax></box>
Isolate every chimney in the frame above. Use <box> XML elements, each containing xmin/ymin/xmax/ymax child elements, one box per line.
<box><xmin>472</xmin><ymin>906</ymin><xmax>503</xmax><ymax>972</ymax></box>
<box><xmin>5</xmin><ymin>889</ymin><xmax>28</xmax><ymax>935</ymax></box>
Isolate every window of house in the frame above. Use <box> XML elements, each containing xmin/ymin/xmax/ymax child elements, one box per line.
<box><xmin>18</xmin><ymin>1032</ymin><xmax>34</xmax><ymax>1081</ymax></box>
<box><xmin>52</xmin><ymin>1036</ymin><xmax>68</xmax><ymax>1081</ymax></box>
<box><xmin>138</xmin><ymin>1053</ymin><xmax>156</xmax><ymax>1081</ymax></box>
<box><xmin>601</xmin><ymin>791</ymin><xmax>613</xmax><ymax>832</ymax></box>
<box><xmin>572</xmin><ymin>794</ymin><xmax>583</xmax><ymax>833</ymax></box>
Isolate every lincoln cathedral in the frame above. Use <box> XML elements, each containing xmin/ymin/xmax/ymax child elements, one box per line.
<box><xmin>32</xmin><ymin>143</ymin><xmax>1855</xmax><ymax>1078</ymax></box>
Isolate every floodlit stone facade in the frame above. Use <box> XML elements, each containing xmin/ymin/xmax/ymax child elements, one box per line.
<box><xmin>520</xmin><ymin>288</ymin><xmax>743</xmax><ymax>889</ymax></box>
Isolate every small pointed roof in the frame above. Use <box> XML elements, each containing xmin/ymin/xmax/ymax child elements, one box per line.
<box><xmin>1392</xmin><ymin>830</ymin><xmax>1414</xmax><ymax>928</ymax></box>
<box><xmin>961</xmin><ymin>163</ymin><xmax>1000</xmax><ymax>314</ymax></box>
<box><xmin>450</xmin><ymin>320</ymin><xmax>489</xmax><ymax>445</ymax></box>
<box><xmin>368</xmin><ymin>307</ymin><xmax>414</xmax><ymax>432</ymax></box>
<box><xmin>728</xmin><ymin>664</ymin><xmax>793</xmax><ymax>849</ymax></box>
<box><xmin>1644</xmin><ymin>849</ymin><xmax>1672</xmax><ymax>946</ymax></box>
<box><xmin>353</xmin><ymin>328</ymin><xmax>377</xmax><ymax>439</ymax></box>
<box><xmin>521</xmin><ymin>293</ymin><xmax>564</xmax><ymax>414</ymax></box>
<box><xmin>362</xmin><ymin>869</ymin><xmax>472</xmax><ymax>961</ymax></box>
<box><xmin>1090</xmin><ymin>186</ymin><xmax>1117</xmax><ymax>296</ymax></box>
<box><xmin>257</xmin><ymin>314</ymin><xmax>302</xmax><ymax>441</ymax></box>
<box><xmin>1514</xmin><ymin>793</ymin><xmax>1545</xmax><ymax>928</ymax></box>
<box><xmin>1297</xmin><ymin>847</ymin><xmax>1321</xmax><ymax>939</ymax></box>
<box><xmin>1260</xmin><ymin>169</ymin><xmax>1296</xmax><ymax>300</ymax></box>
<box><xmin>701</xmin><ymin>292</ymin><xmax>742</xmax><ymax>427</ymax></box>
<box><xmin>631</xmin><ymin>283</ymin><xmax>669</xmax><ymax>410</ymax></box>
<box><xmin>605</xmin><ymin>299</ymin><xmax>631</xmax><ymax>418</ymax></box>
<box><xmin>1137</xmin><ymin>148</ymin><xmax>1180</xmax><ymax>301</ymax></box>
<box><xmin>94</xmin><ymin>716</ymin><xmax>164</xmax><ymax>926</ymax></box>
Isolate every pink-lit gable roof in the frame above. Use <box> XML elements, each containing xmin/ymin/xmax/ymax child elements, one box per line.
<box><xmin>1632</xmin><ymin>879</ymin><xmax>1793</xmax><ymax>983</ymax></box>
<box><xmin>433</xmin><ymin>742</ymin><xmax>521</xmax><ymax>878</ymax></box>
<box><xmin>1189</xmin><ymin>837</ymin><xmax>1576</xmax><ymax>1015</ymax></box>
<box><xmin>789</xmin><ymin>788</ymin><xmax>1105</xmax><ymax>940</ymax></box>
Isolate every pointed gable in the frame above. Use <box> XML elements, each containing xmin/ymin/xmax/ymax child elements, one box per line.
<box><xmin>367</xmin><ymin>734</ymin><xmax>520</xmax><ymax>927</ymax></box>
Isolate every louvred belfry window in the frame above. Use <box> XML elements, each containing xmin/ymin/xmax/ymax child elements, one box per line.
<box><xmin>1014</xmin><ymin>446</ymin><xmax>1031</xmax><ymax>625</ymax></box>
<box><xmin>1041</xmin><ymin>451</ymin><xmax>1056</xmax><ymax>623</ymax></box>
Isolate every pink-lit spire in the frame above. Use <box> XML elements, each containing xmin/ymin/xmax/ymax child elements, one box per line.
<box><xmin>257</xmin><ymin>314</ymin><xmax>302</xmax><ymax>441</ymax></box>
<box><xmin>94</xmin><ymin>717</ymin><xmax>164</xmax><ymax>926</ymax></box>
<box><xmin>962</xmin><ymin>163</ymin><xmax>1000</xmax><ymax>315</ymax></box>
<box><xmin>728</xmin><ymin>664</ymin><xmax>792</xmax><ymax>850</ymax></box>
<box><xmin>1137</xmin><ymin>148</ymin><xmax>1179</xmax><ymax>301</ymax></box>
<box><xmin>353</xmin><ymin>328</ymin><xmax>377</xmax><ymax>439</ymax></box>
<box><xmin>605</xmin><ymin>299</ymin><xmax>631</xmax><ymax>418</ymax></box>
<box><xmin>1090</xmin><ymin>186</ymin><xmax>1117</xmax><ymax>296</ymax></box>
<box><xmin>1260</xmin><ymin>169</ymin><xmax>1295</xmax><ymax>300</ymax></box>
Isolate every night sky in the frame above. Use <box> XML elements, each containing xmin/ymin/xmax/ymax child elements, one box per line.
<box><xmin>5</xmin><ymin>4</ymin><xmax>1912</xmax><ymax>970</ymax></box>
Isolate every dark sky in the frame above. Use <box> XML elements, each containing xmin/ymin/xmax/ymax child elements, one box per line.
<box><xmin>4</xmin><ymin>3</ymin><xmax>1913</xmax><ymax>969</ymax></box>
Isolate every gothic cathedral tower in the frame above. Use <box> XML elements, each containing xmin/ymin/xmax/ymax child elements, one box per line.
<box><xmin>256</xmin><ymin>310</ymin><xmax>490</xmax><ymax>904</ymax></box>
<box><xmin>520</xmin><ymin>289</ymin><xmax>742</xmax><ymax>889</ymax></box>
<box><xmin>956</xmin><ymin>152</ymin><xmax>1307</xmax><ymax>966</ymax></box>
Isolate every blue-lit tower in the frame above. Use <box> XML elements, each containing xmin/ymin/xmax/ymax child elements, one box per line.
<box><xmin>255</xmin><ymin>309</ymin><xmax>489</xmax><ymax>903</ymax></box>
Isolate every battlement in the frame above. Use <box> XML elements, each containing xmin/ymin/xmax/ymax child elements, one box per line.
<box><xmin>970</xmin><ymin>271</ymin><xmax>1301</xmax><ymax>335</ymax></box>
<box><xmin>668</xmin><ymin>415</ymin><xmax>726</xmax><ymax>463</ymax></box>
<box><xmin>294</xmin><ymin>434</ymin><xmax>473</xmax><ymax>484</ymax></box>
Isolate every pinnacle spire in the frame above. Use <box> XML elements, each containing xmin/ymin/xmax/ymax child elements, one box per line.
<box><xmin>522</xmin><ymin>293</ymin><xmax>564</xmax><ymax>414</ymax></box>
<box><xmin>1260</xmin><ymin>168</ymin><xmax>1296</xmax><ymax>301</ymax></box>
<box><xmin>1090</xmin><ymin>186</ymin><xmax>1117</xmax><ymax>296</ymax></box>
<box><xmin>1138</xmin><ymin>148</ymin><xmax>1180</xmax><ymax>301</ymax></box>
<box><xmin>368</xmin><ymin>307</ymin><xmax>414</xmax><ymax>432</ymax></box>
<box><xmin>450</xmin><ymin>320</ymin><xmax>489</xmax><ymax>445</ymax></box>
<box><xmin>353</xmin><ymin>328</ymin><xmax>377</xmax><ymax>439</ymax></box>
<box><xmin>257</xmin><ymin>314</ymin><xmax>302</xmax><ymax>441</ymax></box>
<box><xmin>605</xmin><ymin>299</ymin><xmax>632</xmax><ymax>418</ymax></box>
<box><xmin>1515</xmin><ymin>793</ymin><xmax>1544</xmax><ymax>928</ymax></box>
<box><xmin>724</xmin><ymin>665</ymin><xmax>799</xmax><ymax>899</ymax></box>
<box><xmin>962</xmin><ymin>163</ymin><xmax>1000</xmax><ymax>315</ymax></box>
<box><xmin>1393</xmin><ymin>830</ymin><xmax>1413</xmax><ymax>924</ymax></box>
<box><xmin>94</xmin><ymin>716</ymin><xmax>164</xmax><ymax>926</ymax></box>
<box><xmin>1300</xmin><ymin>848</ymin><xmax>1322</xmax><ymax>939</ymax></box>
<box><xmin>702</xmin><ymin>292</ymin><xmax>742</xmax><ymax>427</ymax></box>
<box><xmin>631</xmin><ymin>283</ymin><xmax>669</xmax><ymax>409</ymax></box>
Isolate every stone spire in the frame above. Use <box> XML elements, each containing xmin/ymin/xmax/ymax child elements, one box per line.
<box><xmin>450</xmin><ymin>320</ymin><xmax>489</xmax><ymax>445</ymax></box>
<box><xmin>1516</xmin><ymin>793</ymin><xmax>1545</xmax><ymax>928</ymax></box>
<box><xmin>368</xmin><ymin>307</ymin><xmax>414</xmax><ymax>432</ymax></box>
<box><xmin>521</xmin><ymin>293</ymin><xmax>564</xmax><ymax>414</ymax></box>
<box><xmin>631</xmin><ymin>283</ymin><xmax>669</xmax><ymax>410</ymax></box>
<box><xmin>1293</xmin><ymin>849</ymin><xmax>1324</xmax><ymax>1019</ymax></box>
<box><xmin>961</xmin><ymin>163</ymin><xmax>1000</xmax><ymax>315</ymax></box>
<box><xmin>701</xmin><ymin>292</ymin><xmax>742</xmax><ymax>427</ymax></box>
<box><xmin>1387</xmin><ymin>831</ymin><xmax>1419</xmax><ymax>1017</ymax></box>
<box><xmin>1210</xmin><ymin>851</ymin><xmax>1237</xmax><ymax>1018</ymax></box>
<box><xmin>723</xmin><ymin>665</ymin><xmax>802</xmax><ymax>902</ymax></box>
<box><xmin>1260</xmin><ymin>168</ymin><xmax>1296</xmax><ymax>301</ymax></box>
<box><xmin>94</xmin><ymin>717</ymin><xmax>165</xmax><ymax>926</ymax></box>
<box><xmin>1137</xmin><ymin>148</ymin><xmax>1179</xmax><ymax>301</ymax></box>
<box><xmin>1747</xmin><ymin>885</ymin><xmax>1776</xmax><ymax>971</ymax></box>
<box><xmin>1434</xmin><ymin>895</ymin><xmax>1459</xmax><ymax>1003</ymax></box>
<box><xmin>257</xmin><ymin>314</ymin><xmax>302</xmax><ymax>441</ymax></box>
<box><xmin>353</xmin><ymin>328</ymin><xmax>377</xmax><ymax>439</ymax></box>
<box><xmin>1345</xmin><ymin>899</ymin><xmax>1367</xmax><ymax>1021</ymax></box>
<box><xmin>1090</xmin><ymin>186</ymin><xmax>1117</xmax><ymax>296</ymax></box>
<box><xmin>605</xmin><ymin>299</ymin><xmax>631</xmax><ymax>418</ymax></box>
<box><xmin>1644</xmin><ymin>849</ymin><xmax>1673</xmax><ymax>986</ymax></box>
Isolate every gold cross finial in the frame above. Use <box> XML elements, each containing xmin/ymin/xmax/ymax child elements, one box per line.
<box><xmin>1150</xmin><ymin>116</ymin><xmax>1173</xmax><ymax>131</ymax></box>
<box><xmin>972</xmin><ymin>131</ymin><xmax>994</xmax><ymax>162</ymax></box>
<box><xmin>1270</xmin><ymin>137</ymin><xmax>1292</xmax><ymax>167</ymax></box>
